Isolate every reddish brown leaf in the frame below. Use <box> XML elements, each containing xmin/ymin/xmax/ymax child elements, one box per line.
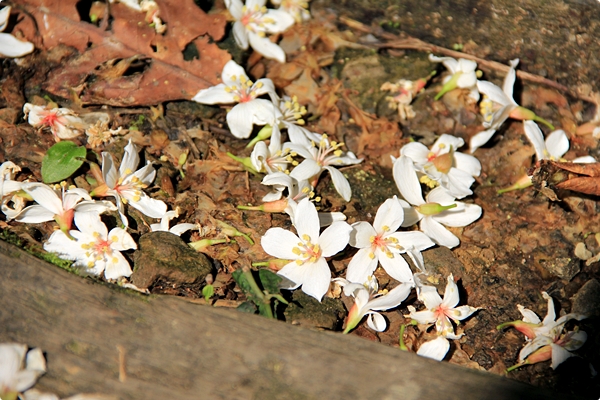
<box><xmin>18</xmin><ymin>0</ymin><xmax>230</xmax><ymax>106</ymax></box>
<box><xmin>556</xmin><ymin>177</ymin><xmax>600</xmax><ymax>196</ymax></box>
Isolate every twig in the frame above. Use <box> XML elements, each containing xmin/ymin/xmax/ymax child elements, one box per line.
<box><xmin>339</xmin><ymin>16</ymin><xmax>594</xmax><ymax>103</ymax></box>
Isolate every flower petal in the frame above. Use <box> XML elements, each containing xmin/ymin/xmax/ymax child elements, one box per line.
<box><xmin>400</xmin><ymin>142</ymin><xmax>429</xmax><ymax>166</ymax></box>
<box><xmin>325</xmin><ymin>166</ymin><xmax>352</xmax><ymax>201</ymax></box>
<box><xmin>368</xmin><ymin>282</ymin><xmax>412</xmax><ymax>311</ymax></box>
<box><xmin>393</xmin><ymin>155</ymin><xmax>425</xmax><ymax>206</ymax></box>
<box><xmin>248</xmin><ymin>32</ymin><xmax>286</xmax><ymax>63</ymax></box>
<box><xmin>74</xmin><ymin>211</ymin><xmax>108</xmax><ymax>238</ymax></box>
<box><xmin>279</xmin><ymin>257</ymin><xmax>331</xmax><ymax>301</ymax></box>
<box><xmin>433</xmin><ymin>202</ymin><xmax>482</xmax><ymax>227</ymax></box>
<box><xmin>420</xmin><ymin>216</ymin><xmax>460</xmax><ymax>248</ymax></box>
<box><xmin>346</xmin><ymin>248</ymin><xmax>378</xmax><ymax>284</ymax></box>
<box><xmin>192</xmin><ymin>83</ymin><xmax>236</xmax><ymax>104</ymax></box>
<box><xmin>0</xmin><ymin>32</ymin><xmax>35</xmax><ymax>58</ymax></box>
<box><xmin>502</xmin><ymin>59</ymin><xmax>520</xmax><ymax>102</ymax></box>
<box><xmin>108</xmin><ymin>227</ymin><xmax>137</xmax><ymax>251</ymax></box>
<box><xmin>366</xmin><ymin>312</ymin><xmax>387</xmax><ymax>331</ymax></box>
<box><xmin>21</xmin><ymin>183</ymin><xmax>63</xmax><ymax>214</ymax></box>
<box><xmin>14</xmin><ymin>205</ymin><xmax>56</xmax><ymax>224</ymax></box>
<box><xmin>417</xmin><ymin>336</ymin><xmax>450</xmax><ymax>361</ymax></box>
<box><xmin>294</xmin><ymin>197</ymin><xmax>320</xmax><ymax>241</ymax></box>
<box><xmin>349</xmin><ymin>221</ymin><xmax>377</xmax><ymax>248</ymax></box>
<box><xmin>378</xmin><ymin>251</ymin><xmax>414</xmax><ymax>283</ymax></box>
<box><xmin>261</xmin><ymin>227</ymin><xmax>302</xmax><ymax>259</ymax></box>
<box><xmin>319</xmin><ymin>220</ymin><xmax>352</xmax><ymax>257</ymax></box>
<box><xmin>373</xmin><ymin>196</ymin><xmax>405</xmax><ymax>233</ymax></box>
<box><xmin>469</xmin><ymin>128</ymin><xmax>497</xmax><ymax>153</ymax></box>
<box><xmin>545</xmin><ymin>129</ymin><xmax>570</xmax><ymax>160</ymax></box>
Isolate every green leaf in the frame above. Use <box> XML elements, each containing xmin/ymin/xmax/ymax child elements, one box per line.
<box><xmin>202</xmin><ymin>284</ymin><xmax>214</xmax><ymax>303</ymax></box>
<box><xmin>42</xmin><ymin>141</ymin><xmax>87</xmax><ymax>183</ymax></box>
<box><xmin>258</xmin><ymin>269</ymin><xmax>281</xmax><ymax>294</ymax></box>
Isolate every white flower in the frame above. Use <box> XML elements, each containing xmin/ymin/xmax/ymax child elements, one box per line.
<box><xmin>44</xmin><ymin>212</ymin><xmax>137</xmax><ymax>280</ymax></box>
<box><xmin>416</xmin><ymin>336</ymin><xmax>451</xmax><ymax>361</ymax></box>
<box><xmin>225</xmin><ymin>0</ymin><xmax>295</xmax><ymax>62</ymax></box>
<box><xmin>429</xmin><ymin>54</ymin><xmax>479</xmax><ymax>101</ymax></box>
<box><xmin>471</xmin><ymin>59</ymin><xmax>554</xmax><ymax>153</ymax></box>
<box><xmin>271</xmin><ymin>0</ymin><xmax>311</xmax><ymax>23</ymax></box>
<box><xmin>23</xmin><ymin>103</ymin><xmax>86</xmax><ymax>140</ymax></box>
<box><xmin>400</xmin><ymin>134</ymin><xmax>481</xmax><ymax>199</ymax></box>
<box><xmin>523</xmin><ymin>120</ymin><xmax>596</xmax><ymax>163</ymax></box>
<box><xmin>0</xmin><ymin>343</ymin><xmax>46</xmax><ymax>397</ymax></box>
<box><xmin>0</xmin><ymin>161</ymin><xmax>26</xmax><ymax>220</ymax></box>
<box><xmin>274</xmin><ymin>95</ymin><xmax>320</xmax><ymax>144</ymax></box>
<box><xmin>192</xmin><ymin>60</ymin><xmax>280</xmax><ymax>139</ymax></box>
<box><xmin>91</xmin><ymin>139</ymin><xmax>167</xmax><ymax>227</ymax></box>
<box><xmin>250</xmin><ymin>125</ymin><xmax>294</xmax><ymax>174</ymax></box>
<box><xmin>407</xmin><ymin>274</ymin><xmax>479</xmax><ymax>339</ymax></box>
<box><xmin>393</xmin><ymin>155</ymin><xmax>482</xmax><ymax>248</ymax></box>
<box><xmin>0</xmin><ymin>6</ymin><xmax>35</xmax><ymax>58</ymax></box>
<box><xmin>335</xmin><ymin>276</ymin><xmax>412</xmax><ymax>333</ymax></box>
<box><xmin>346</xmin><ymin>196</ymin><xmax>434</xmax><ymax>285</ymax></box>
<box><xmin>288</xmin><ymin>134</ymin><xmax>363</xmax><ymax>201</ymax></box>
<box><xmin>150</xmin><ymin>209</ymin><xmax>198</xmax><ymax>236</ymax></box>
<box><xmin>261</xmin><ymin>198</ymin><xmax>352</xmax><ymax>301</ymax></box>
<box><xmin>15</xmin><ymin>183</ymin><xmax>116</xmax><ymax>233</ymax></box>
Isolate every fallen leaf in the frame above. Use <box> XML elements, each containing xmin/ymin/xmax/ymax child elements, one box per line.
<box><xmin>18</xmin><ymin>0</ymin><xmax>230</xmax><ymax>106</ymax></box>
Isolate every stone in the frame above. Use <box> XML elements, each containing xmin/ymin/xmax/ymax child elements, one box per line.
<box><xmin>571</xmin><ymin>278</ymin><xmax>600</xmax><ymax>317</ymax></box>
<box><xmin>131</xmin><ymin>231</ymin><xmax>213</xmax><ymax>289</ymax></box>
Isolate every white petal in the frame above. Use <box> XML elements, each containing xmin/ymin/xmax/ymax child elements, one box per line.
<box><xmin>426</xmin><ymin>186</ymin><xmax>456</xmax><ymax>204</ymax></box>
<box><xmin>225</xmin><ymin>0</ymin><xmax>244</xmax><ymax>19</ymax></box>
<box><xmin>366</xmin><ymin>312</ymin><xmax>387</xmax><ymax>331</ymax></box>
<box><xmin>14</xmin><ymin>205</ymin><xmax>55</xmax><ymax>224</ymax></box>
<box><xmin>263</xmin><ymin>9</ymin><xmax>295</xmax><ymax>33</ymax></box>
<box><xmin>319</xmin><ymin>220</ymin><xmax>352</xmax><ymax>257</ymax></box>
<box><xmin>108</xmin><ymin>227</ymin><xmax>137</xmax><ymax>251</ymax></box>
<box><xmin>502</xmin><ymin>59</ymin><xmax>520</xmax><ymax>102</ymax></box>
<box><xmin>325</xmin><ymin>166</ymin><xmax>352</xmax><ymax>201</ymax></box>
<box><xmin>0</xmin><ymin>33</ymin><xmax>35</xmax><ymax>58</ymax></box>
<box><xmin>469</xmin><ymin>128</ymin><xmax>497</xmax><ymax>153</ymax></box>
<box><xmin>393</xmin><ymin>155</ymin><xmax>425</xmax><ymax>206</ymax></box>
<box><xmin>261</xmin><ymin>227</ymin><xmax>302</xmax><ymax>259</ymax></box>
<box><xmin>417</xmin><ymin>336</ymin><xmax>450</xmax><ymax>361</ymax></box>
<box><xmin>523</xmin><ymin>120</ymin><xmax>547</xmax><ymax>160</ymax></box>
<box><xmin>349</xmin><ymin>221</ymin><xmax>377</xmax><ymax>248</ymax></box>
<box><xmin>101</xmin><ymin>152</ymin><xmax>119</xmax><ymax>189</ymax></box>
<box><xmin>0</xmin><ymin>6</ymin><xmax>10</xmax><ymax>31</ymax></box>
<box><xmin>441</xmin><ymin>274</ymin><xmax>459</xmax><ymax>308</ymax></box>
<box><xmin>400</xmin><ymin>142</ymin><xmax>429</xmax><ymax>165</ymax></box>
<box><xmin>290</xmin><ymin>159</ymin><xmax>321</xmax><ymax>181</ymax></box>
<box><xmin>434</xmin><ymin>134</ymin><xmax>465</xmax><ymax>152</ymax></box>
<box><xmin>390</xmin><ymin>231</ymin><xmax>435</xmax><ymax>251</ymax></box>
<box><xmin>128</xmin><ymin>194</ymin><xmax>167</xmax><ymax>219</ymax></box>
<box><xmin>409</xmin><ymin>308</ymin><xmax>437</xmax><ymax>325</ymax></box>
<box><xmin>232</xmin><ymin>21</ymin><xmax>249</xmax><ymax>50</ymax></box>
<box><xmin>119</xmin><ymin>139</ymin><xmax>140</xmax><ymax>177</ymax></box>
<box><xmin>373</xmin><ymin>196</ymin><xmax>405</xmax><ymax>233</ymax></box>
<box><xmin>477</xmin><ymin>80</ymin><xmax>511</xmax><ymax>106</ymax></box>
<box><xmin>346</xmin><ymin>248</ymin><xmax>378</xmax><ymax>284</ymax></box>
<box><xmin>550</xmin><ymin>343</ymin><xmax>573</xmax><ymax>370</ymax></box>
<box><xmin>317</xmin><ymin>211</ymin><xmax>346</xmax><ymax>227</ymax></box>
<box><xmin>248</xmin><ymin>32</ymin><xmax>286</xmax><ymax>63</ymax></box>
<box><xmin>540</xmin><ymin>292</ymin><xmax>557</xmax><ymax>326</ymax></box>
<box><xmin>545</xmin><ymin>129</ymin><xmax>570</xmax><ymax>159</ymax></box>
<box><xmin>378</xmin><ymin>251</ymin><xmax>414</xmax><ymax>283</ymax></box>
<box><xmin>74</xmin><ymin>211</ymin><xmax>108</xmax><ymax>238</ymax></box>
<box><xmin>445</xmin><ymin>168</ymin><xmax>475</xmax><ymax>198</ymax></box>
<box><xmin>192</xmin><ymin>84</ymin><xmax>236</xmax><ymax>104</ymax></box>
<box><xmin>169</xmin><ymin>223</ymin><xmax>198</xmax><ymax>236</ymax></box>
<box><xmin>294</xmin><ymin>197</ymin><xmax>320</xmax><ymax>241</ymax></box>
<box><xmin>43</xmin><ymin>230</ymin><xmax>82</xmax><ymax>260</ymax></box>
<box><xmin>279</xmin><ymin>257</ymin><xmax>331</xmax><ymax>301</ymax></box>
<box><xmin>518</xmin><ymin>305</ymin><xmax>541</xmax><ymax>324</ymax></box>
<box><xmin>368</xmin><ymin>282</ymin><xmax>412</xmax><ymax>311</ymax></box>
<box><xmin>434</xmin><ymin>202</ymin><xmax>482</xmax><ymax>227</ymax></box>
<box><xmin>420</xmin><ymin>217</ymin><xmax>460</xmax><ymax>248</ymax></box>
<box><xmin>103</xmin><ymin>252</ymin><xmax>132</xmax><ymax>280</ymax></box>
<box><xmin>453</xmin><ymin>152</ymin><xmax>481</xmax><ymax>177</ymax></box>
<box><xmin>22</xmin><ymin>183</ymin><xmax>63</xmax><ymax>214</ymax></box>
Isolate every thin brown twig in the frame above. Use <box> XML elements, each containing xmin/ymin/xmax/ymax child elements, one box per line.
<box><xmin>339</xmin><ymin>16</ymin><xmax>595</xmax><ymax>104</ymax></box>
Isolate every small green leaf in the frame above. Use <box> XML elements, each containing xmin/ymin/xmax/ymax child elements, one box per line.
<box><xmin>202</xmin><ymin>284</ymin><xmax>214</xmax><ymax>303</ymax></box>
<box><xmin>42</xmin><ymin>141</ymin><xmax>87</xmax><ymax>183</ymax></box>
<box><xmin>258</xmin><ymin>269</ymin><xmax>281</xmax><ymax>294</ymax></box>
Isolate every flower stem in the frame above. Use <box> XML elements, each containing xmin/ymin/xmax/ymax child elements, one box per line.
<box><xmin>242</xmin><ymin>267</ymin><xmax>274</xmax><ymax>319</ymax></box>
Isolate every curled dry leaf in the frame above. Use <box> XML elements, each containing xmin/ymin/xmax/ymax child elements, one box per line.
<box><xmin>17</xmin><ymin>0</ymin><xmax>230</xmax><ymax>106</ymax></box>
<box><xmin>531</xmin><ymin>159</ymin><xmax>600</xmax><ymax>197</ymax></box>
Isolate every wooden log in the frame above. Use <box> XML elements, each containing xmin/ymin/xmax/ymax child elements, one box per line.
<box><xmin>0</xmin><ymin>240</ymin><xmax>579</xmax><ymax>399</ymax></box>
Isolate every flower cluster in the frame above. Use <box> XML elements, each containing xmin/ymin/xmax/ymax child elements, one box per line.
<box><xmin>498</xmin><ymin>292</ymin><xmax>587</xmax><ymax>371</ymax></box>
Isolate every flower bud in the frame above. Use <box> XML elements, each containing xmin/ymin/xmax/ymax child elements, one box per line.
<box><xmin>416</xmin><ymin>202</ymin><xmax>457</xmax><ymax>216</ymax></box>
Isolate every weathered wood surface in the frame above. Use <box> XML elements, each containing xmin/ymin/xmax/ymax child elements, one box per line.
<box><xmin>0</xmin><ymin>240</ymin><xmax>580</xmax><ymax>400</ymax></box>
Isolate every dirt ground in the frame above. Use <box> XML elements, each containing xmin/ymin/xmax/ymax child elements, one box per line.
<box><xmin>1</xmin><ymin>0</ymin><xmax>600</xmax><ymax>398</ymax></box>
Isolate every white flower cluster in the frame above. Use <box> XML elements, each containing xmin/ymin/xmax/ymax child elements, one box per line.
<box><xmin>0</xmin><ymin>139</ymin><xmax>198</xmax><ymax>281</ymax></box>
<box><xmin>498</xmin><ymin>292</ymin><xmax>587</xmax><ymax>371</ymax></box>
<box><xmin>224</xmin><ymin>0</ymin><xmax>311</xmax><ymax>63</ymax></box>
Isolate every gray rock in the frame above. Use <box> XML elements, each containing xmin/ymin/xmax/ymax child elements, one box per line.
<box><xmin>131</xmin><ymin>231</ymin><xmax>213</xmax><ymax>289</ymax></box>
<box><xmin>571</xmin><ymin>278</ymin><xmax>600</xmax><ymax>317</ymax></box>
<box><xmin>539</xmin><ymin>257</ymin><xmax>580</xmax><ymax>281</ymax></box>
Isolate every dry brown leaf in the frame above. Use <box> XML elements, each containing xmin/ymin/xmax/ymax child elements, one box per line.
<box><xmin>17</xmin><ymin>0</ymin><xmax>230</xmax><ymax>106</ymax></box>
<box><xmin>531</xmin><ymin>160</ymin><xmax>600</xmax><ymax>197</ymax></box>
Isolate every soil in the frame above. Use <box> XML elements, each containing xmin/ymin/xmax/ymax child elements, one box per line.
<box><xmin>1</xmin><ymin>0</ymin><xmax>600</xmax><ymax>398</ymax></box>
